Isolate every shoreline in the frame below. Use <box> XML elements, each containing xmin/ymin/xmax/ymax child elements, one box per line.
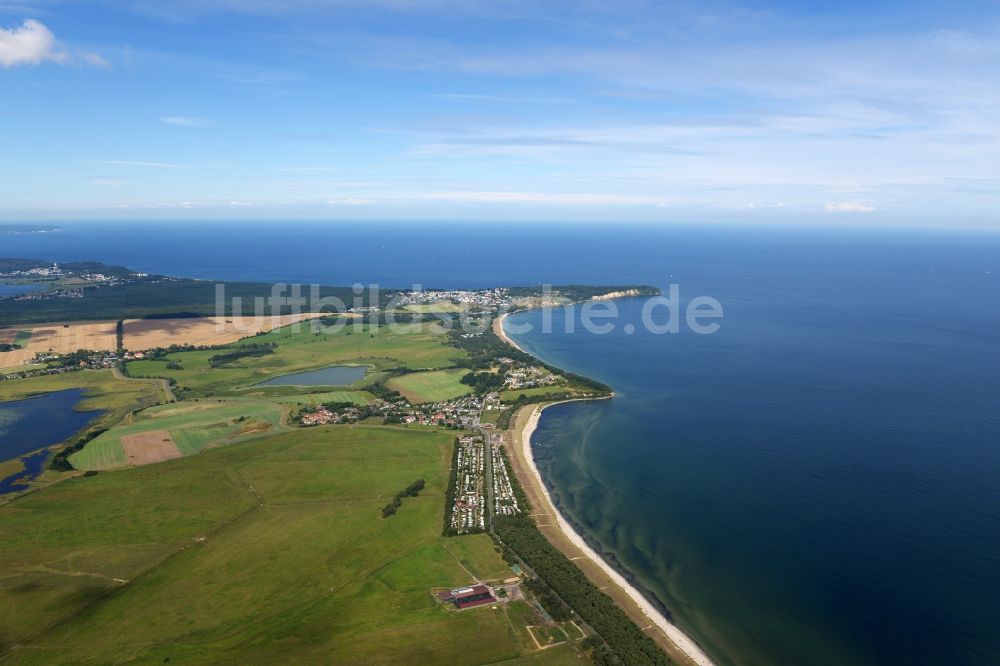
<box><xmin>513</xmin><ymin>403</ymin><xmax>716</xmax><ymax>666</ymax></box>
<box><xmin>498</xmin><ymin>310</ymin><xmax>716</xmax><ymax>666</ymax></box>
<box><xmin>493</xmin><ymin>311</ymin><xmax>527</xmax><ymax>354</ymax></box>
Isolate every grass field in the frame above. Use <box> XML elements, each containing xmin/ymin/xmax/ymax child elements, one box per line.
<box><xmin>13</xmin><ymin>330</ymin><xmax>32</xmax><ymax>347</ymax></box>
<box><xmin>269</xmin><ymin>390</ymin><xmax>373</xmax><ymax>406</ymax></box>
<box><xmin>388</xmin><ymin>368</ymin><xmax>472</xmax><ymax>403</ymax></box>
<box><xmin>403</xmin><ymin>301</ymin><xmax>468</xmax><ymax>313</ymax></box>
<box><xmin>480</xmin><ymin>407</ymin><xmax>504</xmax><ymax>425</ymax></box>
<box><xmin>501</xmin><ymin>384</ymin><xmax>582</xmax><ymax>402</ymax></box>
<box><xmin>0</xmin><ymin>425</ymin><xmax>583</xmax><ymax>664</ymax></box>
<box><xmin>0</xmin><ymin>363</ymin><xmax>45</xmax><ymax>376</ymax></box>
<box><xmin>127</xmin><ymin>321</ymin><xmax>464</xmax><ymax>397</ymax></box>
<box><xmin>69</xmin><ymin>400</ymin><xmax>289</xmax><ymax>470</ymax></box>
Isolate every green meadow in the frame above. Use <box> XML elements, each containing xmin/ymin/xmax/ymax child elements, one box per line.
<box><xmin>501</xmin><ymin>384</ymin><xmax>581</xmax><ymax>402</ymax></box>
<box><xmin>0</xmin><ymin>425</ymin><xmax>584</xmax><ymax>664</ymax></box>
<box><xmin>127</xmin><ymin>321</ymin><xmax>463</xmax><ymax>397</ymax></box>
<box><xmin>388</xmin><ymin>368</ymin><xmax>473</xmax><ymax>403</ymax></box>
<box><xmin>403</xmin><ymin>301</ymin><xmax>468</xmax><ymax>313</ymax></box>
<box><xmin>268</xmin><ymin>389</ymin><xmax>373</xmax><ymax>406</ymax></box>
<box><xmin>68</xmin><ymin>400</ymin><xmax>289</xmax><ymax>470</ymax></box>
<box><xmin>0</xmin><ymin>305</ymin><xmax>600</xmax><ymax>664</ymax></box>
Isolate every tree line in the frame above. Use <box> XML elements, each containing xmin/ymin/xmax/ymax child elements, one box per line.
<box><xmin>381</xmin><ymin>479</ymin><xmax>425</xmax><ymax>518</ymax></box>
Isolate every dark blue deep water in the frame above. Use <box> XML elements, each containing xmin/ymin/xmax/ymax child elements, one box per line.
<box><xmin>0</xmin><ymin>389</ymin><xmax>104</xmax><ymax>494</ymax></box>
<box><xmin>3</xmin><ymin>220</ymin><xmax>1000</xmax><ymax>664</ymax></box>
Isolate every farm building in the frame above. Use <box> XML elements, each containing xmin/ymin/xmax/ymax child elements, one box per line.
<box><xmin>436</xmin><ymin>584</ymin><xmax>496</xmax><ymax>610</ymax></box>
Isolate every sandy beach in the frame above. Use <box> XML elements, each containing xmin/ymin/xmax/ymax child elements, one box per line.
<box><xmin>511</xmin><ymin>403</ymin><xmax>717</xmax><ymax>666</ymax></box>
<box><xmin>496</xmin><ymin>307</ymin><xmax>715</xmax><ymax>666</ymax></box>
<box><xmin>492</xmin><ymin>312</ymin><xmax>527</xmax><ymax>353</ymax></box>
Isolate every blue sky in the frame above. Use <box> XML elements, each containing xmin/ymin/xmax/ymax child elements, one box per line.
<box><xmin>2</xmin><ymin>1</ymin><xmax>999</xmax><ymax>225</ymax></box>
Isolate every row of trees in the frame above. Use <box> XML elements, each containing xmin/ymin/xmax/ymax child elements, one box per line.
<box><xmin>207</xmin><ymin>344</ymin><xmax>275</xmax><ymax>368</ymax></box>
<box><xmin>49</xmin><ymin>427</ymin><xmax>109</xmax><ymax>471</ymax></box>
<box><xmin>495</xmin><ymin>512</ymin><xmax>672</xmax><ymax>665</ymax></box>
<box><xmin>381</xmin><ymin>479</ymin><xmax>425</xmax><ymax>518</ymax></box>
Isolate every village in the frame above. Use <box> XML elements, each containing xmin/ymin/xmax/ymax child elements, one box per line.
<box><xmin>296</xmin><ymin>392</ymin><xmax>488</xmax><ymax>428</ymax></box>
<box><xmin>393</xmin><ymin>287</ymin><xmax>513</xmax><ymax>310</ymax></box>
<box><xmin>0</xmin><ymin>261</ymin><xmax>162</xmax><ymax>305</ymax></box>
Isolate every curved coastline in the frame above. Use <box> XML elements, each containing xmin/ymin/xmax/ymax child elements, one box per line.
<box><xmin>500</xmin><ymin>314</ymin><xmax>716</xmax><ymax>666</ymax></box>
<box><xmin>493</xmin><ymin>311</ymin><xmax>527</xmax><ymax>353</ymax></box>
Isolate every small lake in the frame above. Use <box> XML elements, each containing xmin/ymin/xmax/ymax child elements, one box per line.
<box><xmin>0</xmin><ymin>283</ymin><xmax>44</xmax><ymax>298</ymax></box>
<box><xmin>0</xmin><ymin>389</ymin><xmax>104</xmax><ymax>494</ymax></box>
<box><xmin>257</xmin><ymin>365</ymin><xmax>367</xmax><ymax>387</ymax></box>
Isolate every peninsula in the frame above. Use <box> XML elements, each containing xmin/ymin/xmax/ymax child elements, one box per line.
<box><xmin>0</xmin><ymin>260</ymin><xmax>673</xmax><ymax>665</ymax></box>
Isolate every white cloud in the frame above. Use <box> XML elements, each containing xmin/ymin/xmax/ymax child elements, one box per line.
<box><xmin>0</xmin><ymin>19</ymin><xmax>59</xmax><ymax>67</ymax></box>
<box><xmin>0</xmin><ymin>19</ymin><xmax>106</xmax><ymax>68</ymax></box>
<box><xmin>160</xmin><ymin>116</ymin><xmax>214</xmax><ymax>127</ymax></box>
<box><xmin>79</xmin><ymin>51</ymin><xmax>110</xmax><ymax>68</ymax></box>
<box><xmin>327</xmin><ymin>198</ymin><xmax>374</xmax><ymax>206</ymax></box>
<box><xmin>824</xmin><ymin>201</ymin><xmax>875</xmax><ymax>213</ymax></box>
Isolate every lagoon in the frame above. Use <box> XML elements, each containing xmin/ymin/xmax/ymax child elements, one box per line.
<box><xmin>0</xmin><ymin>389</ymin><xmax>104</xmax><ymax>494</ymax></box>
<box><xmin>0</xmin><ymin>283</ymin><xmax>43</xmax><ymax>298</ymax></box>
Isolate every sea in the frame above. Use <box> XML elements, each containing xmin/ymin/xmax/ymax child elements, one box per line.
<box><xmin>2</xmin><ymin>220</ymin><xmax>999</xmax><ymax>665</ymax></box>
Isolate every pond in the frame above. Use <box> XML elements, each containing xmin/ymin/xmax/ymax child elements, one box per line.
<box><xmin>256</xmin><ymin>365</ymin><xmax>367</xmax><ymax>387</ymax></box>
<box><xmin>0</xmin><ymin>283</ymin><xmax>44</xmax><ymax>298</ymax></box>
<box><xmin>0</xmin><ymin>389</ymin><xmax>105</xmax><ymax>494</ymax></box>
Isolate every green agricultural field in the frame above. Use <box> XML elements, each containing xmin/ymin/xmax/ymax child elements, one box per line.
<box><xmin>12</xmin><ymin>330</ymin><xmax>32</xmax><ymax>348</ymax></box>
<box><xmin>388</xmin><ymin>368</ymin><xmax>472</xmax><ymax>403</ymax></box>
<box><xmin>127</xmin><ymin>321</ymin><xmax>464</xmax><ymax>397</ymax></box>
<box><xmin>0</xmin><ymin>425</ymin><xmax>583</xmax><ymax>664</ymax></box>
<box><xmin>68</xmin><ymin>400</ymin><xmax>289</xmax><ymax>470</ymax></box>
<box><xmin>268</xmin><ymin>390</ymin><xmax>373</xmax><ymax>406</ymax></box>
<box><xmin>403</xmin><ymin>301</ymin><xmax>468</xmax><ymax>313</ymax></box>
<box><xmin>0</xmin><ymin>363</ymin><xmax>45</xmax><ymax>376</ymax></box>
